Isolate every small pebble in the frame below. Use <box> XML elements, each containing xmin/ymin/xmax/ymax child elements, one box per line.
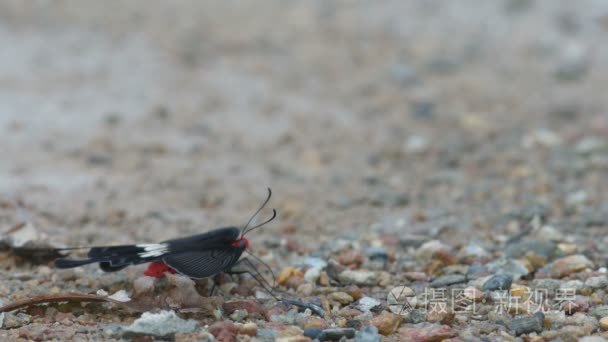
<box><xmin>370</xmin><ymin>311</ymin><xmax>402</xmax><ymax>335</ymax></box>
<box><xmin>600</xmin><ymin>317</ymin><xmax>608</xmax><ymax>331</ymax></box>
<box><xmin>304</xmin><ymin>317</ymin><xmax>329</xmax><ymax>330</ymax></box>
<box><xmin>509</xmin><ymin>312</ymin><xmax>544</xmax><ymax>336</ymax></box>
<box><xmin>580</xmin><ymin>337</ymin><xmax>608</xmax><ymax>342</ymax></box>
<box><xmin>256</xmin><ymin>328</ymin><xmax>276</xmax><ymax>339</ymax></box>
<box><xmin>399</xmin><ymin>323</ymin><xmax>457</xmax><ymax>341</ymax></box>
<box><xmin>404</xmin><ymin>272</ymin><xmax>429</xmax><ymax>282</ymax></box>
<box><xmin>304</xmin><ymin>266</ymin><xmax>323</xmax><ymax>284</ymax></box>
<box><xmin>318</xmin><ymin>328</ymin><xmax>356</xmax><ymax>341</ymax></box>
<box><xmin>239</xmin><ymin>323</ymin><xmax>257</xmax><ymax>336</ymax></box>
<box><xmin>426</xmin><ymin>309</ymin><xmax>454</xmax><ymax>324</ymax></box>
<box><xmin>1</xmin><ymin>312</ymin><xmax>30</xmax><ymax>329</ymax></box>
<box><xmin>486</xmin><ymin>258</ymin><xmax>531</xmax><ymax>280</ymax></box>
<box><xmin>356</xmin><ymin>297</ymin><xmax>382</xmax><ymax>312</ymax></box>
<box><xmin>355</xmin><ymin>325</ymin><xmax>381</xmax><ymax>342</ymax></box>
<box><xmin>505</xmin><ymin>240</ymin><xmax>556</xmax><ymax>266</ymax></box>
<box><xmin>338</xmin><ymin>270</ymin><xmax>377</xmax><ymax>286</ymax></box>
<box><xmin>585</xmin><ymin>276</ymin><xmax>608</xmax><ymax>289</ymax></box>
<box><xmin>122</xmin><ymin>310</ymin><xmax>198</xmax><ymax>339</ymax></box>
<box><xmin>337</xmin><ymin>248</ymin><xmax>364</xmax><ymax>267</ymax></box>
<box><xmin>275</xmin><ymin>325</ymin><xmax>304</xmax><ymax>338</ymax></box>
<box><xmin>229</xmin><ymin>310</ymin><xmax>248</xmax><ymax>322</ymax></box>
<box><xmin>546</xmin><ymin>255</ymin><xmax>594</xmax><ymax>278</ymax></box>
<box><xmin>415</xmin><ymin>240</ymin><xmax>453</xmax><ymax>262</ymax></box>
<box><xmin>561</xmin><ymin>279</ymin><xmax>584</xmax><ymax>291</ymax></box>
<box><xmin>561</xmin><ymin>295</ymin><xmax>590</xmax><ymax>315</ymax></box>
<box><xmin>410</xmin><ymin>309</ymin><xmax>428</xmax><ymax>324</ymax></box>
<box><xmin>592</xmin><ymin>306</ymin><xmax>608</xmax><ymax>319</ymax></box>
<box><xmin>278</xmin><ymin>267</ymin><xmax>303</xmax><ymax>286</ymax></box>
<box><xmin>329</xmin><ymin>292</ymin><xmax>354</xmax><ymax>305</ymax></box>
<box><xmin>296</xmin><ymin>283</ymin><xmax>314</xmax><ymax>296</ymax></box>
<box><xmin>366</xmin><ymin>247</ymin><xmax>389</xmax><ymax>263</ymax></box>
<box><xmin>303</xmin><ymin>327</ymin><xmax>323</xmax><ymax>339</ymax></box>
<box><xmin>483</xmin><ymin>274</ymin><xmax>513</xmax><ymax>291</ymax></box>
<box><xmin>431</xmin><ymin>274</ymin><xmax>467</xmax><ymax>287</ymax></box>
<box><xmin>463</xmin><ymin>287</ymin><xmax>485</xmax><ymax>302</ymax></box>
<box><xmin>544</xmin><ymin>310</ymin><xmax>567</xmax><ymax>329</ymax></box>
<box><xmin>132</xmin><ymin>276</ymin><xmax>156</xmax><ymax>295</ymax></box>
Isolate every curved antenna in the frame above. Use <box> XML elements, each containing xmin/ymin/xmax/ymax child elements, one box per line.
<box><xmin>240</xmin><ymin>188</ymin><xmax>273</xmax><ymax>237</ymax></box>
<box><xmin>243</xmin><ymin>209</ymin><xmax>276</xmax><ymax>236</ymax></box>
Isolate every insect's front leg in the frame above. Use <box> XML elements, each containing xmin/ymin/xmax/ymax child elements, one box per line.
<box><xmin>226</xmin><ymin>257</ymin><xmax>277</xmax><ymax>299</ymax></box>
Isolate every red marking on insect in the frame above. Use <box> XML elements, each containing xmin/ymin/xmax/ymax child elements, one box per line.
<box><xmin>231</xmin><ymin>237</ymin><xmax>249</xmax><ymax>250</ymax></box>
<box><xmin>144</xmin><ymin>261</ymin><xmax>176</xmax><ymax>278</ymax></box>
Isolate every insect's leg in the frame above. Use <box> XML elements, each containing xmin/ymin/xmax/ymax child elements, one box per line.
<box><xmin>227</xmin><ymin>258</ymin><xmax>277</xmax><ymax>300</ymax></box>
<box><xmin>231</xmin><ymin>258</ymin><xmax>274</xmax><ymax>290</ymax></box>
<box><xmin>209</xmin><ymin>274</ymin><xmax>224</xmax><ymax>296</ymax></box>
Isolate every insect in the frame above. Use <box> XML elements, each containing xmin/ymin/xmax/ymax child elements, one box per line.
<box><xmin>55</xmin><ymin>189</ymin><xmax>277</xmax><ymax>288</ymax></box>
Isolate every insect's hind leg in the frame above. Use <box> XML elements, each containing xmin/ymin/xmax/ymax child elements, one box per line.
<box><xmin>208</xmin><ymin>273</ymin><xmax>238</xmax><ymax>296</ymax></box>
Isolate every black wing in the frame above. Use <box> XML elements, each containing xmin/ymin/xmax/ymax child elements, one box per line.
<box><xmin>163</xmin><ymin>227</ymin><xmax>239</xmax><ymax>250</ymax></box>
<box><xmin>55</xmin><ymin>227</ymin><xmax>240</xmax><ymax>272</ymax></box>
<box><xmin>162</xmin><ymin>248</ymin><xmax>243</xmax><ymax>279</ymax></box>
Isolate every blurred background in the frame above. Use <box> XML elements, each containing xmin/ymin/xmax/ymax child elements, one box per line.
<box><xmin>0</xmin><ymin>1</ymin><xmax>607</xmax><ymax>250</ymax></box>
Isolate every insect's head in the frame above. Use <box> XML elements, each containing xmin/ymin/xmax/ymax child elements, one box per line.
<box><xmin>231</xmin><ymin>237</ymin><xmax>250</xmax><ymax>250</ymax></box>
<box><xmin>239</xmin><ymin>188</ymin><xmax>277</xmax><ymax>244</ymax></box>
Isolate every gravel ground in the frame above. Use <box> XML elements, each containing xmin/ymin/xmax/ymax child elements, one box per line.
<box><xmin>1</xmin><ymin>1</ymin><xmax>608</xmax><ymax>341</ymax></box>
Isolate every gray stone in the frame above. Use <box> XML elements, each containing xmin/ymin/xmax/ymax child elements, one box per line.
<box><xmin>544</xmin><ymin>310</ymin><xmax>566</xmax><ymax>329</ymax></box>
<box><xmin>1</xmin><ymin>312</ymin><xmax>30</xmax><ymax>329</ymax></box>
<box><xmin>256</xmin><ymin>328</ymin><xmax>276</xmax><ymax>340</ymax></box>
<box><xmin>483</xmin><ymin>274</ymin><xmax>513</xmax><ymax>291</ymax></box>
<box><xmin>561</xmin><ymin>279</ymin><xmax>584</xmax><ymax>291</ymax></box>
<box><xmin>122</xmin><ymin>310</ymin><xmax>197</xmax><ymax>339</ymax></box>
<box><xmin>579</xmin><ymin>337</ymin><xmax>608</xmax><ymax>342</ymax></box>
<box><xmin>356</xmin><ymin>296</ymin><xmax>382</xmax><ymax>312</ymax></box>
<box><xmin>367</xmin><ymin>247</ymin><xmax>389</xmax><ymax>263</ymax></box>
<box><xmin>338</xmin><ymin>270</ymin><xmax>377</xmax><ymax>286</ymax></box>
<box><xmin>509</xmin><ymin>312</ymin><xmax>544</xmax><ymax>336</ymax></box>
<box><xmin>585</xmin><ymin>276</ymin><xmax>608</xmax><ymax>289</ymax></box>
<box><xmin>486</xmin><ymin>258</ymin><xmax>530</xmax><ymax>280</ymax></box>
<box><xmin>355</xmin><ymin>326</ymin><xmax>381</xmax><ymax>342</ymax></box>
<box><xmin>505</xmin><ymin>240</ymin><xmax>556</xmax><ymax>260</ymax></box>
<box><xmin>304</xmin><ymin>266</ymin><xmax>324</xmax><ymax>283</ymax></box>
<box><xmin>530</xmin><ymin>278</ymin><xmax>563</xmax><ymax>293</ymax></box>
<box><xmin>318</xmin><ymin>328</ymin><xmax>356</xmax><ymax>341</ymax></box>
<box><xmin>303</xmin><ymin>327</ymin><xmax>323</xmax><ymax>339</ymax></box>
<box><xmin>410</xmin><ymin>309</ymin><xmax>427</xmax><ymax>324</ymax></box>
<box><xmin>431</xmin><ymin>274</ymin><xmax>467</xmax><ymax>287</ymax></box>
<box><xmin>591</xmin><ymin>305</ymin><xmax>608</xmax><ymax>319</ymax></box>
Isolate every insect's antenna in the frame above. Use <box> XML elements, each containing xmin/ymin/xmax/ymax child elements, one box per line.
<box><xmin>240</xmin><ymin>188</ymin><xmax>273</xmax><ymax>237</ymax></box>
<box><xmin>243</xmin><ymin>209</ymin><xmax>276</xmax><ymax>236</ymax></box>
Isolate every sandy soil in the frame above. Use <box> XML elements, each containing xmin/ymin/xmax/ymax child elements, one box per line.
<box><xmin>1</xmin><ymin>1</ymin><xmax>607</xmax><ymax>341</ymax></box>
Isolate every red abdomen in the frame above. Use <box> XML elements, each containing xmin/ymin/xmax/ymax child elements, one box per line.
<box><xmin>144</xmin><ymin>261</ymin><xmax>176</xmax><ymax>278</ymax></box>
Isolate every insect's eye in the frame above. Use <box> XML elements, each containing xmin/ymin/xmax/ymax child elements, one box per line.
<box><xmin>231</xmin><ymin>238</ymin><xmax>249</xmax><ymax>249</ymax></box>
